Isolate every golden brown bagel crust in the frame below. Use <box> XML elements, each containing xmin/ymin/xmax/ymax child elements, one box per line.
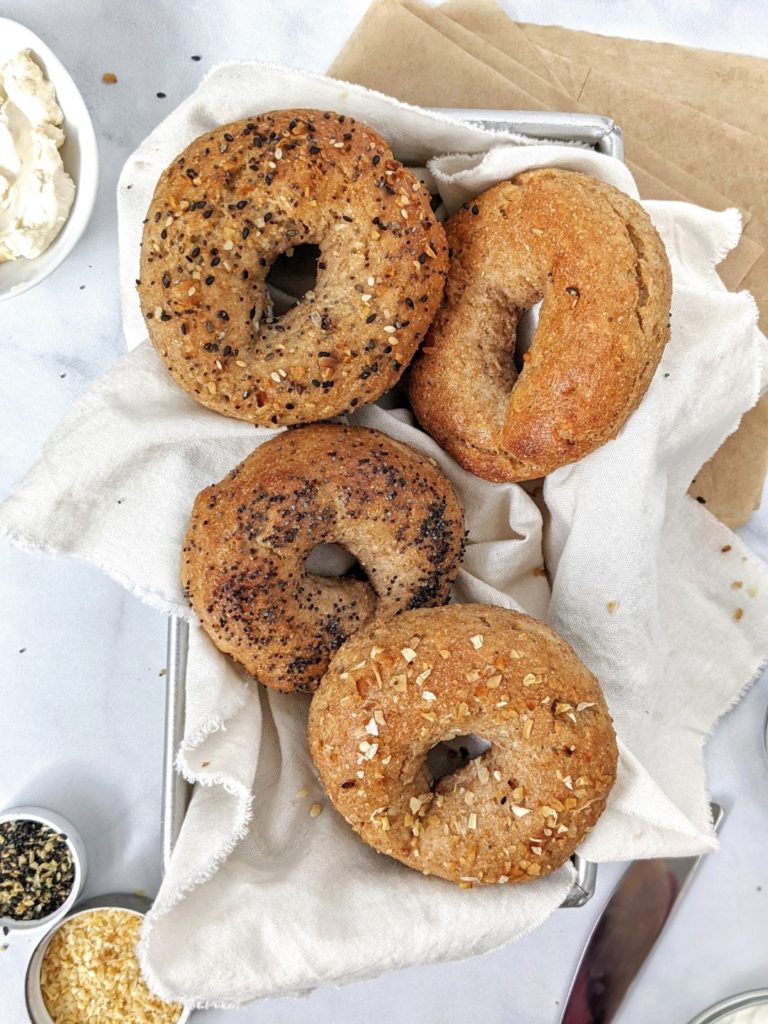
<box><xmin>140</xmin><ymin>109</ymin><xmax>448</xmax><ymax>426</ymax></box>
<box><xmin>309</xmin><ymin>604</ymin><xmax>617</xmax><ymax>886</ymax></box>
<box><xmin>408</xmin><ymin>169</ymin><xmax>672</xmax><ymax>482</ymax></box>
<box><xmin>181</xmin><ymin>424</ymin><xmax>465</xmax><ymax>692</ymax></box>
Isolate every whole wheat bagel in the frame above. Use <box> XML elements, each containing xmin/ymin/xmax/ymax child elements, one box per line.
<box><xmin>181</xmin><ymin>424</ymin><xmax>465</xmax><ymax>692</ymax></box>
<box><xmin>139</xmin><ymin>109</ymin><xmax>447</xmax><ymax>426</ymax></box>
<box><xmin>408</xmin><ymin>168</ymin><xmax>672</xmax><ymax>482</ymax></box>
<box><xmin>309</xmin><ymin>604</ymin><xmax>617</xmax><ymax>886</ymax></box>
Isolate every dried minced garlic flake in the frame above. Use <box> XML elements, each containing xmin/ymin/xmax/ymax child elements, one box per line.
<box><xmin>40</xmin><ymin>908</ymin><xmax>183</xmax><ymax>1024</ymax></box>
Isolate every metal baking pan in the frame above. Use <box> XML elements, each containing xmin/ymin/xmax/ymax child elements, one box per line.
<box><xmin>161</xmin><ymin>110</ymin><xmax>626</xmax><ymax>908</ymax></box>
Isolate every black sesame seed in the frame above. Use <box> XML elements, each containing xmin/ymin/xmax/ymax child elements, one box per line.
<box><xmin>263</xmin><ymin>212</ymin><xmax>273</xmax><ymax>223</ymax></box>
<box><xmin>418</xmin><ymin>253</ymin><xmax>427</xmax><ymax>264</ymax></box>
<box><xmin>217</xmin><ymin>310</ymin><xmax>229</xmax><ymax>320</ymax></box>
<box><xmin>161</xmin><ymin>272</ymin><xmax>170</xmax><ymax>288</ymax></box>
<box><xmin>405</xmin><ymin>297</ymin><xmax>414</xmax><ymax>309</ymax></box>
<box><xmin>191</xmin><ymin>55</ymin><xmax>201</xmax><ymax>61</ymax></box>
<box><xmin>265</xmin><ymin>174</ymin><xmax>273</xmax><ymax>185</ymax></box>
<box><xmin>203</xmin><ymin>209</ymin><xmax>213</xmax><ymax>219</ymax></box>
<box><xmin>471</xmin><ymin>204</ymin><xmax>479</xmax><ymax>215</ymax></box>
<box><xmin>309</xmin><ymin>145</ymin><xmax>321</xmax><ymax>155</ymax></box>
<box><xmin>190</xmin><ymin>246</ymin><xmax>200</xmax><ymax>257</ymax></box>
<box><xmin>205</xmin><ymin>275</ymin><xmax>215</xmax><ymax>285</ymax></box>
<box><xmin>222</xmin><ymin>345</ymin><xmax>233</xmax><ymax>356</ymax></box>
<box><xmin>242</xmin><ymin>227</ymin><xmax>250</xmax><ymax>239</ymax></box>
<box><xmin>372</xmin><ymin>154</ymin><xmax>381</xmax><ymax>166</ymax></box>
<box><xmin>366</xmin><ymin>313</ymin><xmax>376</xmax><ymax>324</ymax></box>
<box><xmin>236</xmin><ymin>199</ymin><xmax>248</xmax><ymax>208</ymax></box>
<box><xmin>156</xmin><ymin>91</ymin><xmax>166</xmax><ymax>99</ymax></box>
<box><xmin>211</xmin><ymin>256</ymin><xmax>221</xmax><ymax>267</ymax></box>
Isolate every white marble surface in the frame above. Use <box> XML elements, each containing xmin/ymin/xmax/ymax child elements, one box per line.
<box><xmin>1</xmin><ymin>2</ymin><xmax>766</xmax><ymax>1022</ymax></box>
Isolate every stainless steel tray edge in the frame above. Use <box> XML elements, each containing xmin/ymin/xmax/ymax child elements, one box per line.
<box><xmin>161</xmin><ymin>107</ymin><xmax>626</xmax><ymax>901</ymax></box>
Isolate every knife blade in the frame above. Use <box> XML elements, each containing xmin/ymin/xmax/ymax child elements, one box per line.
<box><xmin>560</xmin><ymin>802</ymin><xmax>724</xmax><ymax>1024</ymax></box>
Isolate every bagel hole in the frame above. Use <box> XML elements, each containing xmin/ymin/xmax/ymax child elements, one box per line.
<box><xmin>265</xmin><ymin>243</ymin><xmax>321</xmax><ymax>314</ymax></box>
<box><xmin>427</xmin><ymin>735</ymin><xmax>491</xmax><ymax>784</ymax></box>
<box><xmin>514</xmin><ymin>300</ymin><xmax>542</xmax><ymax>374</ymax></box>
<box><xmin>305</xmin><ymin>542</ymin><xmax>368</xmax><ymax>581</ymax></box>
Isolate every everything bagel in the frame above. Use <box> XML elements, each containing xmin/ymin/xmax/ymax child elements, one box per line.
<box><xmin>139</xmin><ymin>109</ymin><xmax>447</xmax><ymax>426</ymax></box>
<box><xmin>309</xmin><ymin>604</ymin><xmax>617</xmax><ymax>885</ymax></box>
<box><xmin>181</xmin><ymin>424</ymin><xmax>465</xmax><ymax>692</ymax></box>
<box><xmin>408</xmin><ymin>168</ymin><xmax>672</xmax><ymax>482</ymax></box>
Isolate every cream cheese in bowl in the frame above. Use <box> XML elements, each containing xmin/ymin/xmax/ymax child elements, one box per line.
<box><xmin>0</xmin><ymin>49</ymin><xmax>75</xmax><ymax>263</ymax></box>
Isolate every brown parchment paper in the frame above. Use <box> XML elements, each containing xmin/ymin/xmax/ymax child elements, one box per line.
<box><xmin>330</xmin><ymin>0</ymin><xmax>767</xmax><ymax>526</ymax></box>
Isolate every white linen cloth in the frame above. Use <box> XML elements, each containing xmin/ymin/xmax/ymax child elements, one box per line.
<box><xmin>1</xmin><ymin>62</ymin><xmax>767</xmax><ymax>1007</ymax></box>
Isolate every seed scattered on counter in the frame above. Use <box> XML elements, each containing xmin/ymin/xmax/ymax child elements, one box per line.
<box><xmin>731</xmin><ymin>580</ymin><xmax>743</xmax><ymax>590</ymax></box>
<box><xmin>157</xmin><ymin>91</ymin><xmax>166</xmax><ymax>98</ymax></box>
<box><xmin>607</xmin><ymin>601</ymin><xmax>619</xmax><ymax>614</ymax></box>
<box><xmin>40</xmin><ymin>908</ymin><xmax>183</xmax><ymax>1024</ymax></box>
<box><xmin>101</xmin><ymin>72</ymin><xmax>117</xmax><ymax>84</ymax></box>
<box><xmin>309</xmin><ymin>802</ymin><xmax>323</xmax><ymax>818</ymax></box>
<box><xmin>295</xmin><ymin>786</ymin><xmax>309</xmax><ymax>799</ymax></box>
<box><xmin>0</xmin><ymin>819</ymin><xmax>74</xmax><ymax>921</ymax></box>
<box><xmin>721</xmin><ymin>544</ymin><xmax>732</xmax><ymax>553</ymax></box>
<box><xmin>734</xmin><ymin>607</ymin><xmax>744</xmax><ymax>621</ymax></box>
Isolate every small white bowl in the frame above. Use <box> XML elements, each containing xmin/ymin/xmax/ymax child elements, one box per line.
<box><xmin>0</xmin><ymin>805</ymin><xmax>87</xmax><ymax>933</ymax></box>
<box><xmin>25</xmin><ymin>896</ymin><xmax>192</xmax><ymax>1023</ymax></box>
<box><xmin>0</xmin><ymin>18</ymin><xmax>98</xmax><ymax>302</ymax></box>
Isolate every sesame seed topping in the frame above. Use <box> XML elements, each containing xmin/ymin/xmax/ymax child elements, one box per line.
<box><xmin>422</xmin><ymin>691</ymin><xmax>437</xmax><ymax>702</ymax></box>
<box><xmin>523</xmin><ymin>673</ymin><xmax>538</xmax><ymax>686</ymax></box>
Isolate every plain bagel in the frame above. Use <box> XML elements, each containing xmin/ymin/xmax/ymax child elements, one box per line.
<box><xmin>309</xmin><ymin>603</ymin><xmax>618</xmax><ymax>886</ymax></box>
<box><xmin>181</xmin><ymin>424</ymin><xmax>465</xmax><ymax>692</ymax></box>
<box><xmin>139</xmin><ymin>109</ymin><xmax>448</xmax><ymax>426</ymax></box>
<box><xmin>408</xmin><ymin>168</ymin><xmax>672</xmax><ymax>482</ymax></box>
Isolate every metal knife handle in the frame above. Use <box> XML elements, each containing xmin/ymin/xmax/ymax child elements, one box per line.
<box><xmin>561</xmin><ymin>802</ymin><xmax>724</xmax><ymax>1024</ymax></box>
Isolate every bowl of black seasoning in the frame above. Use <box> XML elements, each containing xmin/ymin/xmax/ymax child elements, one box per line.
<box><xmin>0</xmin><ymin>806</ymin><xmax>86</xmax><ymax>933</ymax></box>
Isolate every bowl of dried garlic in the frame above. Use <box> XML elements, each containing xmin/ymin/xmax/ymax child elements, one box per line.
<box><xmin>25</xmin><ymin>894</ymin><xmax>190</xmax><ymax>1024</ymax></box>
